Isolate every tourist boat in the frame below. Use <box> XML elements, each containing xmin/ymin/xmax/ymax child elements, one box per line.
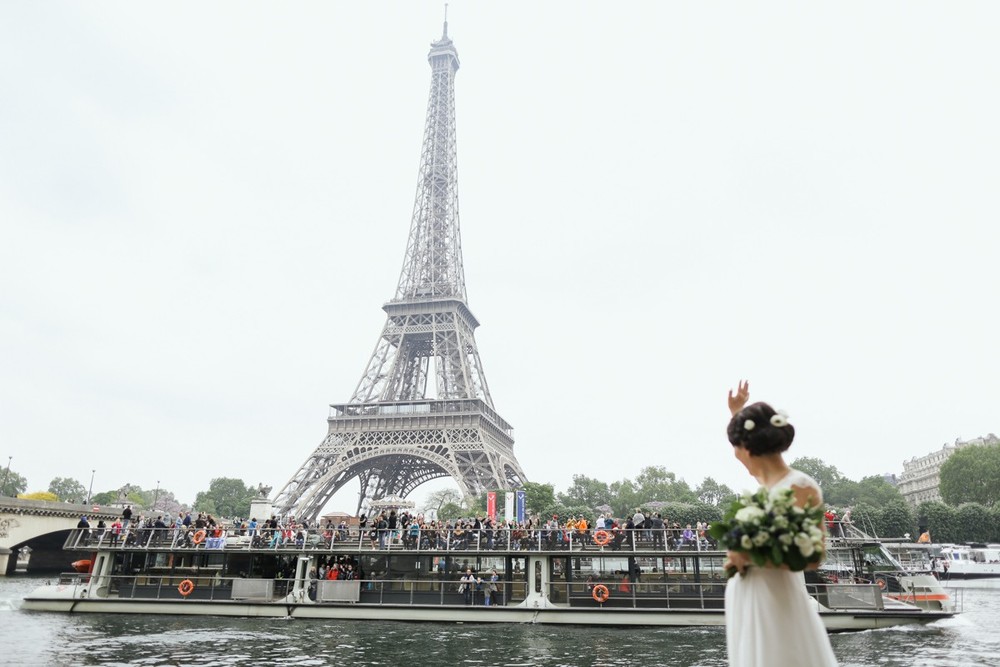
<box><xmin>933</xmin><ymin>544</ymin><xmax>1000</xmax><ymax>579</ymax></box>
<box><xmin>821</xmin><ymin>539</ymin><xmax>954</xmax><ymax>613</ymax></box>
<box><xmin>20</xmin><ymin>527</ymin><xmax>954</xmax><ymax>630</ymax></box>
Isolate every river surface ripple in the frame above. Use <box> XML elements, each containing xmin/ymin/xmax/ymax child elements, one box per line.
<box><xmin>1</xmin><ymin>576</ymin><xmax>997</xmax><ymax>666</ymax></box>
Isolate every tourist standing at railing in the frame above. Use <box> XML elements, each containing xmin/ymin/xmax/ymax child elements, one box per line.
<box><xmin>388</xmin><ymin>511</ymin><xmax>398</xmax><ymax>544</ymax></box>
<box><xmin>153</xmin><ymin>516</ymin><xmax>167</xmax><ymax>545</ymax></box>
<box><xmin>632</xmin><ymin>509</ymin><xmax>645</xmax><ymax>543</ymax></box>
<box><xmin>376</xmin><ymin>514</ymin><xmax>389</xmax><ymax>549</ymax></box>
<box><xmin>624</xmin><ymin>516</ymin><xmax>636</xmax><ymax>549</ymax></box>
<box><xmin>651</xmin><ymin>513</ymin><xmax>665</xmax><ymax>549</ymax></box>
<box><xmin>109</xmin><ymin>518</ymin><xmax>122</xmax><ymax>546</ymax></box>
<box><xmin>121</xmin><ymin>505</ymin><xmax>132</xmax><ymax>531</ymax></box>
<box><xmin>460</xmin><ymin>568</ymin><xmax>476</xmax><ymax>605</ymax></box>
<box><xmin>77</xmin><ymin>516</ymin><xmax>91</xmax><ymax>545</ymax></box>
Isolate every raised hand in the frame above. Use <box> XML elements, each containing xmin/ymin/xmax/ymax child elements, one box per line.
<box><xmin>728</xmin><ymin>380</ymin><xmax>750</xmax><ymax>416</ymax></box>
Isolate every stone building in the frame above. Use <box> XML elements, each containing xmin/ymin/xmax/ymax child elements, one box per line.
<box><xmin>898</xmin><ymin>434</ymin><xmax>1000</xmax><ymax>506</ymax></box>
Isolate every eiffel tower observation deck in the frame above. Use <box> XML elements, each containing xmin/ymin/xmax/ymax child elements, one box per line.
<box><xmin>273</xmin><ymin>21</ymin><xmax>528</xmax><ymax>521</ymax></box>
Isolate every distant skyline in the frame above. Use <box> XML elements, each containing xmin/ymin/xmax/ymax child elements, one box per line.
<box><xmin>2</xmin><ymin>2</ymin><xmax>998</xmax><ymax>511</ymax></box>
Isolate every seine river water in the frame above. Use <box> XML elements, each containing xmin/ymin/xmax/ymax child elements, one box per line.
<box><xmin>1</xmin><ymin>576</ymin><xmax>998</xmax><ymax>666</ymax></box>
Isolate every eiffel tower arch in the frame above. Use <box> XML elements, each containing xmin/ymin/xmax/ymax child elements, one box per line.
<box><xmin>273</xmin><ymin>22</ymin><xmax>528</xmax><ymax>521</ymax></box>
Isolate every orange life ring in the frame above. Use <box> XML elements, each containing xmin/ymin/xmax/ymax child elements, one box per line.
<box><xmin>875</xmin><ymin>577</ymin><xmax>887</xmax><ymax>590</ymax></box>
<box><xmin>192</xmin><ymin>530</ymin><xmax>207</xmax><ymax>545</ymax></box>
<box><xmin>178</xmin><ymin>579</ymin><xmax>195</xmax><ymax>597</ymax></box>
<box><xmin>592</xmin><ymin>584</ymin><xmax>610</xmax><ymax>603</ymax></box>
<box><xmin>593</xmin><ymin>530</ymin><xmax>611</xmax><ymax>546</ymax></box>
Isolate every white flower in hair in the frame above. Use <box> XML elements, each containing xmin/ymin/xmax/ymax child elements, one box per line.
<box><xmin>770</xmin><ymin>411</ymin><xmax>789</xmax><ymax>427</ymax></box>
<box><xmin>744</xmin><ymin>419</ymin><xmax>755</xmax><ymax>431</ymax></box>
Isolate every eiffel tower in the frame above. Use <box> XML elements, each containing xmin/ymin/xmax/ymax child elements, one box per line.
<box><xmin>273</xmin><ymin>21</ymin><xmax>528</xmax><ymax>522</ymax></box>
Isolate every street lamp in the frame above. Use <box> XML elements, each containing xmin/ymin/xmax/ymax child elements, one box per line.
<box><xmin>153</xmin><ymin>480</ymin><xmax>160</xmax><ymax>511</ymax></box>
<box><xmin>86</xmin><ymin>469</ymin><xmax>95</xmax><ymax>505</ymax></box>
<box><xmin>2</xmin><ymin>457</ymin><xmax>11</xmax><ymax>497</ymax></box>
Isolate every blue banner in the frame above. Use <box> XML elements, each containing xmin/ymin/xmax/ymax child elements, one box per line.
<box><xmin>516</xmin><ymin>490</ymin><xmax>526</xmax><ymax>524</ymax></box>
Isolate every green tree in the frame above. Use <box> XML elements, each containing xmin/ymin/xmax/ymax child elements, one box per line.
<box><xmin>437</xmin><ymin>501</ymin><xmax>466</xmax><ymax>520</ymax></box>
<box><xmin>853</xmin><ymin>476</ymin><xmax>906</xmax><ymax>507</ymax></box>
<box><xmin>422</xmin><ymin>488</ymin><xmax>464</xmax><ymax>517</ymax></box>
<box><xmin>916</xmin><ymin>501</ymin><xmax>957</xmax><ymax>543</ymax></box>
<box><xmin>939</xmin><ymin>444</ymin><xmax>1000</xmax><ymax>508</ymax></box>
<box><xmin>989</xmin><ymin>505</ymin><xmax>1000</xmax><ymax>543</ymax></box>
<box><xmin>608</xmin><ymin>479</ymin><xmax>640</xmax><ymax>519</ymax></box>
<box><xmin>634</xmin><ymin>466</ymin><xmax>697</xmax><ymax>504</ymax></box>
<box><xmin>695</xmin><ymin>477</ymin><xmax>737</xmax><ymax>506</ymax></box>
<box><xmin>954</xmin><ymin>503</ymin><xmax>991</xmax><ymax>542</ymax></box>
<box><xmin>1</xmin><ymin>468</ymin><xmax>28</xmax><ymax>497</ymax></box>
<box><xmin>195</xmin><ymin>497</ymin><xmax>218</xmax><ymax>516</ymax></box>
<box><xmin>788</xmin><ymin>457</ymin><xmax>844</xmax><ymax>489</ymax></box>
<box><xmin>558</xmin><ymin>474</ymin><xmax>611</xmax><ymax>510</ymax></box>
<box><xmin>521</xmin><ymin>482</ymin><xmax>557</xmax><ymax>519</ymax></box>
<box><xmin>847</xmin><ymin>502</ymin><xmax>880</xmax><ymax>536</ymax></box>
<box><xmin>875</xmin><ymin>501</ymin><xmax>916</xmax><ymax>539</ymax></box>
<box><xmin>90</xmin><ymin>490</ymin><xmax>117</xmax><ymax>506</ymax></box>
<box><xmin>193</xmin><ymin>478</ymin><xmax>256</xmax><ymax>518</ymax></box>
<box><xmin>47</xmin><ymin>477</ymin><xmax>87</xmax><ymax>503</ymax></box>
<box><xmin>824</xmin><ymin>479</ymin><xmax>860</xmax><ymax>507</ymax></box>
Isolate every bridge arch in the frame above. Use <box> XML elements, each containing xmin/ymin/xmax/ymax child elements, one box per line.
<box><xmin>0</xmin><ymin>498</ymin><xmax>118</xmax><ymax>575</ymax></box>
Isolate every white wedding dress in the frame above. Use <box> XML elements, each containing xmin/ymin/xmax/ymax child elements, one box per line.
<box><xmin>725</xmin><ymin>468</ymin><xmax>838</xmax><ymax>667</ymax></box>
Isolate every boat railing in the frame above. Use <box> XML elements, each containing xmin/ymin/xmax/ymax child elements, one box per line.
<box><xmin>805</xmin><ymin>581</ymin><xmax>885</xmax><ymax>611</ymax></box>
<box><xmin>62</xmin><ymin>527</ymin><xmax>721</xmax><ymax>554</ymax></box>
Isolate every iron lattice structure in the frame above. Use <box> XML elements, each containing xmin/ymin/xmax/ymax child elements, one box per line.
<box><xmin>273</xmin><ymin>23</ymin><xmax>527</xmax><ymax>521</ymax></box>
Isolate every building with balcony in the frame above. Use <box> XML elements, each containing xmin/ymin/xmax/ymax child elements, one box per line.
<box><xmin>898</xmin><ymin>434</ymin><xmax>999</xmax><ymax>506</ymax></box>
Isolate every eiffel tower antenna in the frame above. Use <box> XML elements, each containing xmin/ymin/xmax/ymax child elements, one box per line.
<box><xmin>272</xmin><ymin>22</ymin><xmax>528</xmax><ymax>521</ymax></box>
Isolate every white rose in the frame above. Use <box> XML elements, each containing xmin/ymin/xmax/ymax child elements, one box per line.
<box><xmin>769</xmin><ymin>487</ymin><xmax>790</xmax><ymax>504</ymax></box>
<box><xmin>793</xmin><ymin>533</ymin><xmax>815</xmax><ymax>558</ymax></box>
<box><xmin>741</xmin><ymin>535</ymin><xmax>753</xmax><ymax>550</ymax></box>
<box><xmin>752</xmin><ymin>532</ymin><xmax>770</xmax><ymax>547</ymax></box>
<box><xmin>773</xmin><ymin>515</ymin><xmax>789</xmax><ymax>529</ymax></box>
<box><xmin>735</xmin><ymin>506</ymin><xmax>766</xmax><ymax>524</ymax></box>
<box><xmin>792</xmin><ymin>506</ymin><xmax>805</xmax><ymax>516</ymax></box>
<box><xmin>779</xmin><ymin>533</ymin><xmax>793</xmax><ymax>545</ymax></box>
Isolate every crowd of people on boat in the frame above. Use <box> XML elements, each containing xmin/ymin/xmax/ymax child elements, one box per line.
<box><xmin>73</xmin><ymin>504</ymin><xmax>720</xmax><ymax>553</ymax></box>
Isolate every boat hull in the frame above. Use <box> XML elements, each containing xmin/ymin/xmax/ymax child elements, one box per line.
<box><xmin>20</xmin><ymin>593</ymin><xmax>949</xmax><ymax>631</ymax></box>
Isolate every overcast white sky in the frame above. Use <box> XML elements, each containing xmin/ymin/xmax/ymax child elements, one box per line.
<box><xmin>2</xmin><ymin>2</ymin><xmax>998</xmax><ymax>512</ymax></box>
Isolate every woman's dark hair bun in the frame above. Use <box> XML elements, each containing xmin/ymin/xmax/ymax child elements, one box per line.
<box><xmin>727</xmin><ymin>401</ymin><xmax>795</xmax><ymax>456</ymax></box>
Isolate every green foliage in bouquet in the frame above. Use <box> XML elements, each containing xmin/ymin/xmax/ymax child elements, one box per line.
<box><xmin>708</xmin><ymin>487</ymin><xmax>826</xmax><ymax>577</ymax></box>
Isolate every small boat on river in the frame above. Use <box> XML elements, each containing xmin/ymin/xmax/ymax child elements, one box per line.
<box><xmin>886</xmin><ymin>543</ymin><xmax>1000</xmax><ymax>580</ymax></box>
<box><xmin>21</xmin><ymin>526</ymin><xmax>954</xmax><ymax>630</ymax></box>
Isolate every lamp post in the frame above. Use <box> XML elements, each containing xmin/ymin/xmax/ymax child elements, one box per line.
<box><xmin>86</xmin><ymin>469</ymin><xmax>95</xmax><ymax>505</ymax></box>
<box><xmin>2</xmin><ymin>456</ymin><xmax>11</xmax><ymax>497</ymax></box>
<box><xmin>153</xmin><ymin>480</ymin><xmax>160</xmax><ymax>511</ymax></box>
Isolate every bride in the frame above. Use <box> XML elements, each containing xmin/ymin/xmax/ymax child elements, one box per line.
<box><xmin>724</xmin><ymin>381</ymin><xmax>838</xmax><ymax>667</ymax></box>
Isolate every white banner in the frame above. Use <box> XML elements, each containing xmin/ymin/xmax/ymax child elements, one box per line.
<box><xmin>504</xmin><ymin>491</ymin><xmax>515</xmax><ymax>522</ymax></box>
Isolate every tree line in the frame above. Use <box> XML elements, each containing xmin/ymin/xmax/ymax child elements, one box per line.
<box><xmin>1</xmin><ymin>470</ymin><xmax>260</xmax><ymax>520</ymax></box>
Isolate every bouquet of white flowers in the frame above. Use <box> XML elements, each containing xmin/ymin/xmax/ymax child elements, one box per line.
<box><xmin>708</xmin><ymin>486</ymin><xmax>826</xmax><ymax>578</ymax></box>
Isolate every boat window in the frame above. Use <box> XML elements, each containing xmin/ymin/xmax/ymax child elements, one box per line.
<box><xmin>534</xmin><ymin>560</ymin><xmax>541</xmax><ymax>593</ymax></box>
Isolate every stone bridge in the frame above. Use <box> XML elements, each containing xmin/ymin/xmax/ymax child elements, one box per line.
<box><xmin>0</xmin><ymin>497</ymin><xmax>120</xmax><ymax>575</ymax></box>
